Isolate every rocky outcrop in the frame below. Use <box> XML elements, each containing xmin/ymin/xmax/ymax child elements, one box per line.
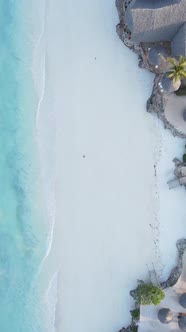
<box><xmin>119</xmin><ymin>325</ymin><xmax>137</xmax><ymax>332</ymax></box>
<box><xmin>147</xmin><ymin>79</ymin><xmax>186</xmax><ymax>139</ymax></box>
<box><xmin>118</xmin><ymin>321</ymin><xmax>138</xmax><ymax>332</ymax></box>
<box><xmin>161</xmin><ymin>239</ymin><xmax>186</xmax><ymax>288</ymax></box>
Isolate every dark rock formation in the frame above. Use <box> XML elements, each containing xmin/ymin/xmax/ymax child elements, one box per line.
<box><xmin>161</xmin><ymin>239</ymin><xmax>186</xmax><ymax>288</ymax></box>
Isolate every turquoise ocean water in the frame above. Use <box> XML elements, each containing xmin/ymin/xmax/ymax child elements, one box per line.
<box><xmin>0</xmin><ymin>1</ymin><xmax>47</xmax><ymax>331</ymax></box>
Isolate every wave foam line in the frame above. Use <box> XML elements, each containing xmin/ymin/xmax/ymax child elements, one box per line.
<box><xmin>31</xmin><ymin>0</ymin><xmax>46</xmax><ymax>128</ymax></box>
<box><xmin>44</xmin><ymin>270</ymin><xmax>59</xmax><ymax>332</ymax></box>
<box><xmin>30</xmin><ymin>3</ymin><xmax>58</xmax><ymax>332</ymax></box>
<box><xmin>31</xmin><ymin>0</ymin><xmax>56</xmax><ymax>264</ymax></box>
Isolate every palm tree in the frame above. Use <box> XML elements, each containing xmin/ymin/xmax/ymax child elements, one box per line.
<box><xmin>166</xmin><ymin>55</ymin><xmax>186</xmax><ymax>90</ymax></box>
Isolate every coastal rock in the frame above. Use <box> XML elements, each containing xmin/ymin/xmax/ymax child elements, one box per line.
<box><xmin>118</xmin><ymin>323</ymin><xmax>138</xmax><ymax>332</ymax></box>
<box><xmin>118</xmin><ymin>328</ymin><xmax>127</xmax><ymax>332</ymax></box>
<box><xmin>115</xmin><ymin>0</ymin><xmax>125</xmax><ymax>20</ymax></box>
<box><xmin>161</xmin><ymin>239</ymin><xmax>186</xmax><ymax>288</ymax></box>
<box><xmin>147</xmin><ymin>80</ymin><xmax>186</xmax><ymax>138</ymax></box>
<box><xmin>129</xmin><ymin>289</ymin><xmax>137</xmax><ymax>300</ymax></box>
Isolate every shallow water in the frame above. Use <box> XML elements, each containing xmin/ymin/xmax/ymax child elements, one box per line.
<box><xmin>0</xmin><ymin>1</ymin><xmax>47</xmax><ymax>331</ymax></box>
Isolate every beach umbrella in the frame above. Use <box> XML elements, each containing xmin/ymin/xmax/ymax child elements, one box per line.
<box><xmin>157</xmin><ymin>308</ymin><xmax>173</xmax><ymax>324</ymax></box>
<box><xmin>179</xmin><ymin>317</ymin><xmax>186</xmax><ymax>331</ymax></box>
<box><xmin>179</xmin><ymin>293</ymin><xmax>186</xmax><ymax>308</ymax></box>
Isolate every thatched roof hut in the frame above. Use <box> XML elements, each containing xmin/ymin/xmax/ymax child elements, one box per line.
<box><xmin>126</xmin><ymin>0</ymin><xmax>186</xmax><ymax>44</ymax></box>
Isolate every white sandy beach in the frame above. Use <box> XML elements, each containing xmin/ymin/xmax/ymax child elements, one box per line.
<box><xmin>34</xmin><ymin>0</ymin><xmax>186</xmax><ymax>332</ymax></box>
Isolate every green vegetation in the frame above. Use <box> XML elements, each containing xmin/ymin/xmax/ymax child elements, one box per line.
<box><xmin>183</xmin><ymin>145</ymin><xmax>186</xmax><ymax>162</ymax></box>
<box><xmin>131</xmin><ymin>326</ymin><xmax>138</xmax><ymax>332</ymax></box>
<box><xmin>167</xmin><ymin>55</ymin><xmax>186</xmax><ymax>83</ymax></box>
<box><xmin>183</xmin><ymin>153</ymin><xmax>186</xmax><ymax>162</ymax></box>
<box><xmin>135</xmin><ymin>283</ymin><xmax>165</xmax><ymax>306</ymax></box>
<box><xmin>130</xmin><ymin>309</ymin><xmax>140</xmax><ymax>320</ymax></box>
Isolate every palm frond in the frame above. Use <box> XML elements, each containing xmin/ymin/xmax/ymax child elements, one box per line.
<box><xmin>181</xmin><ymin>60</ymin><xmax>186</xmax><ymax>67</ymax></box>
<box><xmin>180</xmin><ymin>71</ymin><xmax>186</xmax><ymax>78</ymax></box>
<box><xmin>179</xmin><ymin>55</ymin><xmax>186</xmax><ymax>66</ymax></box>
<box><xmin>167</xmin><ymin>69</ymin><xmax>175</xmax><ymax>73</ymax></box>
<box><xmin>167</xmin><ymin>72</ymin><xmax>175</xmax><ymax>78</ymax></box>
<box><xmin>165</xmin><ymin>56</ymin><xmax>186</xmax><ymax>85</ymax></box>
<box><xmin>167</xmin><ymin>57</ymin><xmax>178</xmax><ymax>66</ymax></box>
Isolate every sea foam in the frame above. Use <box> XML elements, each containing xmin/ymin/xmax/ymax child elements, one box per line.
<box><xmin>31</xmin><ymin>1</ymin><xmax>58</xmax><ymax>331</ymax></box>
